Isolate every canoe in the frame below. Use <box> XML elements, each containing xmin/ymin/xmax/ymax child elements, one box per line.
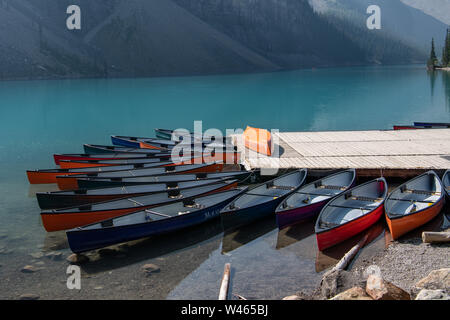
<box><xmin>53</xmin><ymin>153</ymin><xmax>172</xmax><ymax>165</ymax></box>
<box><xmin>36</xmin><ymin>178</ymin><xmax>228</xmax><ymax>210</ymax></box>
<box><xmin>83</xmin><ymin>144</ymin><xmax>169</xmax><ymax>155</ymax></box>
<box><xmin>315</xmin><ymin>177</ymin><xmax>388</xmax><ymax>251</ymax></box>
<box><xmin>393</xmin><ymin>125</ymin><xmax>448</xmax><ymax>130</ymax></box>
<box><xmin>76</xmin><ymin>170</ymin><xmax>258</xmax><ymax>189</ymax></box>
<box><xmin>275</xmin><ymin>169</ymin><xmax>356</xmax><ymax>229</ymax></box>
<box><xmin>66</xmin><ymin>187</ymin><xmax>248</xmax><ymax>253</ymax></box>
<box><xmin>243</xmin><ymin>126</ymin><xmax>272</xmax><ymax>156</ymax></box>
<box><xmin>444</xmin><ymin>170</ymin><xmax>450</xmax><ymax>198</ymax></box>
<box><xmin>385</xmin><ymin>171</ymin><xmax>445</xmax><ymax>240</ymax></box>
<box><xmin>41</xmin><ymin>179</ymin><xmax>238</xmax><ymax>232</ymax></box>
<box><xmin>154</xmin><ymin>128</ymin><xmax>232</xmax><ymax>144</ymax></box>
<box><xmin>27</xmin><ymin>161</ymin><xmax>176</xmax><ymax>184</ymax></box>
<box><xmin>111</xmin><ymin>135</ymin><xmax>177</xmax><ymax>150</ymax></box>
<box><xmin>413</xmin><ymin>122</ymin><xmax>450</xmax><ymax>128</ymax></box>
<box><xmin>112</xmin><ymin>135</ymin><xmax>232</xmax><ymax>150</ymax></box>
<box><xmin>56</xmin><ymin>163</ymin><xmax>224</xmax><ymax>190</ymax></box>
<box><xmin>220</xmin><ymin>169</ymin><xmax>307</xmax><ymax>229</ymax></box>
<box><xmin>59</xmin><ymin>152</ymin><xmax>241</xmax><ymax>169</ymax></box>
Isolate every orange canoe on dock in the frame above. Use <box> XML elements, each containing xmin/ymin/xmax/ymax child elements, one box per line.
<box><xmin>385</xmin><ymin>171</ymin><xmax>445</xmax><ymax>240</ymax></box>
<box><xmin>243</xmin><ymin>126</ymin><xmax>272</xmax><ymax>156</ymax></box>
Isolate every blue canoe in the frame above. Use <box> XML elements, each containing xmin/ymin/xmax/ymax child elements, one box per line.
<box><xmin>66</xmin><ymin>187</ymin><xmax>248</xmax><ymax>253</ymax></box>
<box><xmin>220</xmin><ymin>169</ymin><xmax>307</xmax><ymax>229</ymax></box>
<box><xmin>444</xmin><ymin>170</ymin><xmax>450</xmax><ymax>198</ymax></box>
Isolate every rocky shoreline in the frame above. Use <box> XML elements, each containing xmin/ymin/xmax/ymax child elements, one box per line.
<box><xmin>285</xmin><ymin>225</ymin><xmax>450</xmax><ymax>300</ymax></box>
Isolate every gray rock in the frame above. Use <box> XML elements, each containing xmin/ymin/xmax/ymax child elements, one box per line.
<box><xmin>30</xmin><ymin>252</ymin><xmax>44</xmax><ymax>259</ymax></box>
<box><xmin>66</xmin><ymin>253</ymin><xmax>89</xmax><ymax>264</ymax></box>
<box><xmin>415</xmin><ymin>289</ymin><xmax>450</xmax><ymax>300</ymax></box>
<box><xmin>19</xmin><ymin>294</ymin><xmax>40</xmax><ymax>300</ymax></box>
<box><xmin>415</xmin><ymin>268</ymin><xmax>450</xmax><ymax>291</ymax></box>
<box><xmin>142</xmin><ymin>264</ymin><xmax>160</xmax><ymax>275</ymax></box>
<box><xmin>45</xmin><ymin>251</ymin><xmax>63</xmax><ymax>261</ymax></box>
<box><xmin>21</xmin><ymin>265</ymin><xmax>39</xmax><ymax>273</ymax></box>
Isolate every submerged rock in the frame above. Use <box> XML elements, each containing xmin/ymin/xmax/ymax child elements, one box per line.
<box><xmin>415</xmin><ymin>289</ymin><xmax>450</xmax><ymax>300</ymax></box>
<box><xmin>366</xmin><ymin>274</ymin><xmax>410</xmax><ymax>300</ymax></box>
<box><xmin>21</xmin><ymin>265</ymin><xmax>39</xmax><ymax>273</ymax></box>
<box><xmin>30</xmin><ymin>252</ymin><xmax>44</xmax><ymax>259</ymax></box>
<box><xmin>67</xmin><ymin>253</ymin><xmax>89</xmax><ymax>264</ymax></box>
<box><xmin>45</xmin><ymin>251</ymin><xmax>63</xmax><ymax>261</ymax></box>
<box><xmin>142</xmin><ymin>264</ymin><xmax>160</xmax><ymax>275</ymax></box>
<box><xmin>330</xmin><ymin>287</ymin><xmax>373</xmax><ymax>300</ymax></box>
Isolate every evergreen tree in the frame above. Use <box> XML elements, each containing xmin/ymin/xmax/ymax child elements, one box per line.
<box><xmin>443</xmin><ymin>29</ymin><xmax>450</xmax><ymax>67</ymax></box>
<box><xmin>428</xmin><ymin>38</ymin><xmax>438</xmax><ymax>68</ymax></box>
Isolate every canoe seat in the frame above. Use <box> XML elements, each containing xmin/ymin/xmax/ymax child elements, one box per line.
<box><xmin>319</xmin><ymin>185</ymin><xmax>347</xmax><ymax>191</ymax></box>
<box><xmin>349</xmin><ymin>196</ymin><xmax>383</xmax><ymax>202</ymax></box>
<box><xmin>271</xmin><ymin>185</ymin><xmax>296</xmax><ymax>191</ymax></box>
<box><xmin>388</xmin><ymin>198</ymin><xmax>437</xmax><ymax>204</ymax></box>
<box><xmin>400</xmin><ymin>187</ymin><xmax>441</xmax><ymax>196</ymax></box>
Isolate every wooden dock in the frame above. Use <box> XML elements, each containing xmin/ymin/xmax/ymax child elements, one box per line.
<box><xmin>231</xmin><ymin>129</ymin><xmax>450</xmax><ymax>178</ymax></box>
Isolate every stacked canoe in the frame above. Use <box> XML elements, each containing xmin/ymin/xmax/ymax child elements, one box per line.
<box><xmin>28</xmin><ymin>127</ymin><xmax>449</xmax><ymax>254</ymax></box>
<box><xmin>28</xmin><ymin>128</ymin><xmax>258</xmax><ymax>253</ymax></box>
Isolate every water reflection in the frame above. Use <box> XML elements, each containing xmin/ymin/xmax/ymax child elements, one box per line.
<box><xmin>442</xmin><ymin>71</ymin><xmax>450</xmax><ymax>111</ymax></box>
<box><xmin>221</xmin><ymin>216</ymin><xmax>277</xmax><ymax>254</ymax></box>
<box><xmin>79</xmin><ymin>218</ymin><xmax>224</xmax><ymax>274</ymax></box>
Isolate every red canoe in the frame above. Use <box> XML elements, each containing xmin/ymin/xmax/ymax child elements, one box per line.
<box><xmin>315</xmin><ymin>178</ymin><xmax>388</xmax><ymax>251</ymax></box>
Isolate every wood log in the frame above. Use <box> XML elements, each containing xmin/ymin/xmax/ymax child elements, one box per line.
<box><xmin>333</xmin><ymin>234</ymin><xmax>368</xmax><ymax>271</ymax></box>
<box><xmin>422</xmin><ymin>232</ymin><xmax>450</xmax><ymax>243</ymax></box>
<box><xmin>218</xmin><ymin>263</ymin><xmax>231</xmax><ymax>300</ymax></box>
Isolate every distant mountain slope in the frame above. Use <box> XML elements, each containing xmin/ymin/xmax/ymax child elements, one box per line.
<box><xmin>0</xmin><ymin>0</ymin><xmax>442</xmax><ymax>80</ymax></box>
<box><xmin>309</xmin><ymin>0</ymin><xmax>448</xmax><ymax>54</ymax></box>
<box><xmin>401</xmin><ymin>0</ymin><xmax>450</xmax><ymax>25</ymax></box>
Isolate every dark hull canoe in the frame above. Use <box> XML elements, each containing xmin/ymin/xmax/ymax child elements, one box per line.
<box><xmin>56</xmin><ymin>163</ymin><xmax>224</xmax><ymax>190</ymax></box>
<box><xmin>59</xmin><ymin>153</ymin><xmax>241</xmax><ymax>168</ymax></box>
<box><xmin>220</xmin><ymin>169</ymin><xmax>307</xmax><ymax>229</ymax></box>
<box><xmin>413</xmin><ymin>122</ymin><xmax>450</xmax><ymax>128</ymax></box>
<box><xmin>53</xmin><ymin>153</ymin><xmax>172</xmax><ymax>165</ymax></box>
<box><xmin>315</xmin><ymin>178</ymin><xmax>388</xmax><ymax>251</ymax></box>
<box><xmin>66</xmin><ymin>187</ymin><xmax>248</xmax><ymax>253</ymax></box>
<box><xmin>41</xmin><ymin>180</ymin><xmax>238</xmax><ymax>232</ymax></box>
<box><xmin>393</xmin><ymin>125</ymin><xmax>448</xmax><ymax>130</ymax></box>
<box><xmin>76</xmin><ymin>170</ymin><xmax>257</xmax><ymax>189</ymax></box>
<box><xmin>385</xmin><ymin>171</ymin><xmax>445</xmax><ymax>240</ymax></box>
<box><xmin>83</xmin><ymin>144</ymin><xmax>168</xmax><ymax>155</ymax></box>
<box><xmin>27</xmin><ymin>161</ymin><xmax>197</xmax><ymax>184</ymax></box>
<box><xmin>111</xmin><ymin>135</ymin><xmax>176</xmax><ymax>150</ymax></box>
<box><xmin>444</xmin><ymin>170</ymin><xmax>450</xmax><ymax>198</ymax></box>
<box><xmin>275</xmin><ymin>169</ymin><xmax>356</xmax><ymax>229</ymax></box>
<box><xmin>154</xmin><ymin>128</ymin><xmax>232</xmax><ymax>144</ymax></box>
<box><xmin>36</xmin><ymin>178</ymin><xmax>227</xmax><ymax>210</ymax></box>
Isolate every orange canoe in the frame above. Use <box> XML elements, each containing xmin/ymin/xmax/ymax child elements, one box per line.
<box><xmin>385</xmin><ymin>171</ymin><xmax>445</xmax><ymax>240</ymax></box>
<box><xmin>243</xmin><ymin>126</ymin><xmax>272</xmax><ymax>156</ymax></box>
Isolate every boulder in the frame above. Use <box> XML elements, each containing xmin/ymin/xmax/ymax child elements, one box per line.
<box><xmin>415</xmin><ymin>289</ymin><xmax>450</xmax><ymax>300</ymax></box>
<box><xmin>366</xmin><ymin>274</ymin><xmax>410</xmax><ymax>300</ymax></box>
<box><xmin>415</xmin><ymin>268</ymin><xmax>450</xmax><ymax>291</ymax></box>
<box><xmin>330</xmin><ymin>287</ymin><xmax>373</xmax><ymax>300</ymax></box>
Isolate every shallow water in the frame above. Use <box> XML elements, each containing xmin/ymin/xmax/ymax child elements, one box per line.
<box><xmin>0</xmin><ymin>65</ymin><xmax>449</xmax><ymax>299</ymax></box>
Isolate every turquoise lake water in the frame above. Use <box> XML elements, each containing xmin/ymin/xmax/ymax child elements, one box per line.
<box><xmin>0</xmin><ymin>65</ymin><xmax>449</xmax><ymax>299</ymax></box>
